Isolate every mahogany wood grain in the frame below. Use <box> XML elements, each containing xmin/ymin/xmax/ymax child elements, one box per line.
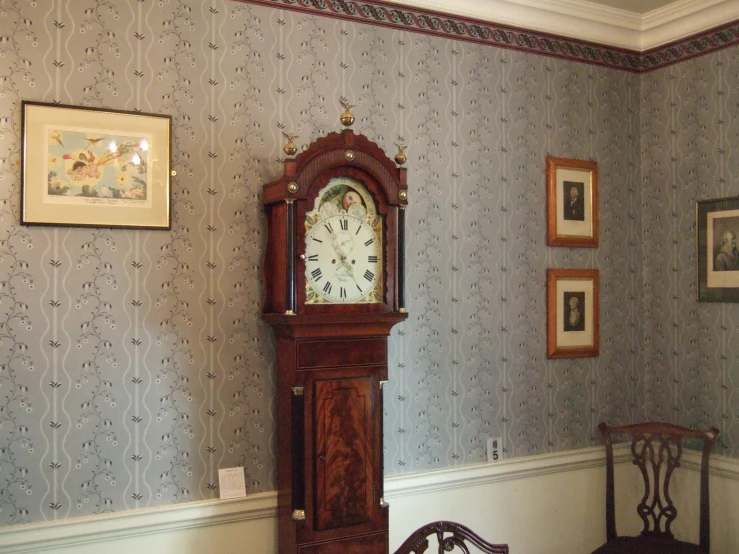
<box><xmin>297</xmin><ymin>338</ymin><xmax>386</xmax><ymax>368</ymax></box>
<box><xmin>298</xmin><ymin>531</ymin><xmax>387</xmax><ymax>554</ymax></box>
<box><xmin>263</xmin><ymin>127</ymin><xmax>407</xmax><ymax>554</ymax></box>
<box><xmin>314</xmin><ymin>376</ymin><xmax>374</xmax><ymax>530</ymax></box>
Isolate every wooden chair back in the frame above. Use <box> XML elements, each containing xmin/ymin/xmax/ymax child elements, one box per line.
<box><xmin>394</xmin><ymin>521</ymin><xmax>509</xmax><ymax>554</ymax></box>
<box><xmin>599</xmin><ymin>421</ymin><xmax>719</xmax><ymax>551</ymax></box>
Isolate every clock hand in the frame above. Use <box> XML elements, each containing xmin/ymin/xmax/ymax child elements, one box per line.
<box><xmin>330</xmin><ymin>232</ymin><xmax>355</xmax><ymax>266</ymax></box>
<box><xmin>334</xmin><ymin>251</ymin><xmax>355</xmax><ymax>277</ymax></box>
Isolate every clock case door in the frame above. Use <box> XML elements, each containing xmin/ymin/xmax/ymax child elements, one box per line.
<box><xmin>262</xmin><ymin>129</ymin><xmax>408</xmax><ymax>554</ymax></box>
<box><xmin>276</xmin><ymin>335</ymin><xmax>391</xmax><ymax>553</ymax></box>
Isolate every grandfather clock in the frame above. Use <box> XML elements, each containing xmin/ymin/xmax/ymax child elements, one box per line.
<box><xmin>262</xmin><ymin>102</ymin><xmax>408</xmax><ymax>554</ymax></box>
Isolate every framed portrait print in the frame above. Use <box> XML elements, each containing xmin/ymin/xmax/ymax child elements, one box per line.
<box><xmin>546</xmin><ymin>156</ymin><xmax>598</xmax><ymax>247</ymax></box>
<box><xmin>21</xmin><ymin>101</ymin><xmax>172</xmax><ymax>229</ymax></box>
<box><xmin>546</xmin><ymin>268</ymin><xmax>600</xmax><ymax>358</ymax></box>
<box><xmin>697</xmin><ymin>196</ymin><xmax>739</xmax><ymax>302</ymax></box>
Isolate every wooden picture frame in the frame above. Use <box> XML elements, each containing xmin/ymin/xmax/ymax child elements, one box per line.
<box><xmin>546</xmin><ymin>156</ymin><xmax>598</xmax><ymax>247</ymax></box>
<box><xmin>697</xmin><ymin>196</ymin><xmax>739</xmax><ymax>302</ymax></box>
<box><xmin>21</xmin><ymin>100</ymin><xmax>172</xmax><ymax>229</ymax></box>
<box><xmin>546</xmin><ymin>268</ymin><xmax>600</xmax><ymax>358</ymax></box>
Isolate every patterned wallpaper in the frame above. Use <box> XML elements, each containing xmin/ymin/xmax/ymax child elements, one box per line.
<box><xmin>0</xmin><ymin>0</ymin><xmax>659</xmax><ymax>527</ymax></box>
<box><xmin>641</xmin><ymin>48</ymin><xmax>739</xmax><ymax>456</ymax></box>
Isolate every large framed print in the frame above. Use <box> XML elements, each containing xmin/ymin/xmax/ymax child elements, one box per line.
<box><xmin>546</xmin><ymin>268</ymin><xmax>600</xmax><ymax>358</ymax></box>
<box><xmin>21</xmin><ymin>101</ymin><xmax>171</xmax><ymax>229</ymax></box>
<box><xmin>546</xmin><ymin>156</ymin><xmax>598</xmax><ymax>247</ymax></box>
<box><xmin>697</xmin><ymin>196</ymin><xmax>739</xmax><ymax>302</ymax></box>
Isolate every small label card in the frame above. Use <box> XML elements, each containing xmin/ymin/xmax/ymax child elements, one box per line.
<box><xmin>218</xmin><ymin>467</ymin><xmax>247</xmax><ymax>500</ymax></box>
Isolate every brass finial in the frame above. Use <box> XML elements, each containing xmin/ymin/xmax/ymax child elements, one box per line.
<box><xmin>282</xmin><ymin>132</ymin><xmax>298</xmax><ymax>157</ymax></box>
<box><xmin>339</xmin><ymin>99</ymin><xmax>355</xmax><ymax>128</ymax></box>
<box><xmin>394</xmin><ymin>143</ymin><xmax>407</xmax><ymax>166</ymax></box>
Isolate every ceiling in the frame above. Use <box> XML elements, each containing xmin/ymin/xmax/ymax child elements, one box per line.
<box><xmin>586</xmin><ymin>0</ymin><xmax>678</xmax><ymax>14</ymax></box>
<box><xmin>387</xmin><ymin>0</ymin><xmax>739</xmax><ymax>51</ymax></box>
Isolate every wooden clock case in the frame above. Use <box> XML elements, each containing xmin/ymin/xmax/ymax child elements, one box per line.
<box><xmin>262</xmin><ymin>128</ymin><xmax>408</xmax><ymax>554</ymax></box>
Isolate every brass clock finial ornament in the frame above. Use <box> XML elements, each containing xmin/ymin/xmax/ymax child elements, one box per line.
<box><xmin>339</xmin><ymin>98</ymin><xmax>355</xmax><ymax>128</ymax></box>
<box><xmin>394</xmin><ymin>143</ymin><xmax>407</xmax><ymax>166</ymax></box>
<box><xmin>282</xmin><ymin>131</ymin><xmax>298</xmax><ymax>157</ymax></box>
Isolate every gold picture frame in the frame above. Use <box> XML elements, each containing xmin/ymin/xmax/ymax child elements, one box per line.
<box><xmin>21</xmin><ymin>101</ymin><xmax>171</xmax><ymax>229</ymax></box>
<box><xmin>546</xmin><ymin>156</ymin><xmax>598</xmax><ymax>247</ymax></box>
<box><xmin>546</xmin><ymin>268</ymin><xmax>600</xmax><ymax>358</ymax></box>
<box><xmin>696</xmin><ymin>196</ymin><xmax>739</xmax><ymax>302</ymax></box>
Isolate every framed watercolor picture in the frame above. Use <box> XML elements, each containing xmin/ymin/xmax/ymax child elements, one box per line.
<box><xmin>546</xmin><ymin>156</ymin><xmax>598</xmax><ymax>247</ymax></box>
<box><xmin>697</xmin><ymin>196</ymin><xmax>739</xmax><ymax>302</ymax></box>
<box><xmin>546</xmin><ymin>268</ymin><xmax>600</xmax><ymax>358</ymax></box>
<box><xmin>21</xmin><ymin>101</ymin><xmax>172</xmax><ymax>229</ymax></box>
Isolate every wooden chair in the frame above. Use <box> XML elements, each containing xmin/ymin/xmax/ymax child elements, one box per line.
<box><xmin>394</xmin><ymin>521</ymin><xmax>509</xmax><ymax>554</ymax></box>
<box><xmin>592</xmin><ymin>421</ymin><xmax>719</xmax><ymax>554</ymax></box>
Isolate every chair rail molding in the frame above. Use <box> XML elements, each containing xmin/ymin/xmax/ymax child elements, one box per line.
<box><xmin>0</xmin><ymin>492</ymin><xmax>277</xmax><ymax>554</ymax></box>
<box><xmin>682</xmin><ymin>448</ymin><xmax>739</xmax><ymax>481</ymax></box>
<box><xmin>384</xmin><ymin>444</ymin><xmax>632</xmax><ymax>498</ymax></box>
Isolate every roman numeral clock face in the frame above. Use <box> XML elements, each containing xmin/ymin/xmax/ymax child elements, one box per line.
<box><xmin>304</xmin><ymin>214</ymin><xmax>383</xmax><ymax>304</ymax></box>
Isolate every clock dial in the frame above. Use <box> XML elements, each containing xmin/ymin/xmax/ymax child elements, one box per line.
<box><xmin>304</xmin><ymin>213</ymin><xmax>382</xmax><ymax>304</ymax></box>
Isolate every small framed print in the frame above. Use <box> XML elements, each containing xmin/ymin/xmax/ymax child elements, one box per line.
<box><xmin>546</xmin><ymin>268</ymin><xmax>600</xmax><ymax>358</ymax></box>
<box><xmin>697</xmin><ymin>196</ymin><xmax>739</xmax><ymax>302</ymax></box>
<box><xmin>546</xmin><ymin>156</ymin><xmax>598</xmax><ymax>247</ymax></box>
<box><xmin>21</xmin><ymin>101</ymin><xmax>171</xmax><ymax>229</ymax></box>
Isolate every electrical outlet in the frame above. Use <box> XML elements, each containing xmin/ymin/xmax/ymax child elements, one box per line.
<box><xmin>487</xmin><ymin>437</ymin><xmax>502</xmax><ymax>462</ymax></box>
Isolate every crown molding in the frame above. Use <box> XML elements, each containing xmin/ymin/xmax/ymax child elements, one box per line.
<box><xmin>243</xmin><ymin>0</ymin><xmax>739</xmax><ymax>71</ymax></box>
<box><xmin>641</xmin><ymin>0</ymin><xmax>739</xmax><ymax>50</ymax></box>
<box><xmin>383</xmin><ymin>0</ymin><xmax>739</xmax><ymax>51</ymax></box>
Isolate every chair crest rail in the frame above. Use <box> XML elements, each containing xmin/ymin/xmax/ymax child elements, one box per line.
<box><xmin>393</xmin><ymin>521</ymin><xmax>509</xmax><ymax>554</ymax></box>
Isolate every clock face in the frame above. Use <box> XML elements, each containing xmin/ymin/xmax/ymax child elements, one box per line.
<box><xmin>304</xmin><ymin>213</ymin><xmax>383</xmax><ymax>304</ymax></box>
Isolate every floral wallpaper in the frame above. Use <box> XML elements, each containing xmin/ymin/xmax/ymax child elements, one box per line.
<box><xmin>641</xmin><ymin>48</ymin><xmax>739</xmax><ymax>456</ymax></box>
<box><xmin>3</xmin><ymin>0</ymin><xmax>721</xmax><ymax>528</ymax></box>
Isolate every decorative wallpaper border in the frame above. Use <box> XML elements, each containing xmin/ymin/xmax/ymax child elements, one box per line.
<box><xmin>238</xmin><ymin>0</ymin><xmax>739</xmax><ymax>72</ymax></box>
<box><xmin>642</xmin><ymin>20</ymin><xmax>739</xmax><ymax>71</ymax></box>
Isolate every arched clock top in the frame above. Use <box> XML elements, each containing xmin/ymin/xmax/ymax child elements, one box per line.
<box><xmin>294</xmin><ymin>129</ymin><xmax>399</xmax><ymax>179</ymax></box>
<box><xmin>262</xmin><ymin>122</ymin><xmax>408</xmax><ymax>316</ymax></box>
<box><xmin>263</xmin><ymin>129</ymin><xmax>408</xmax><ymax>209</ymax></box>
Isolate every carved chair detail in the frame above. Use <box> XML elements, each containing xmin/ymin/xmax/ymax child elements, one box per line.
<box><xmin>394</xmin><ymin>521</ymin><xmax>509</xmax><ymax>554</ymax></box>
<box><xmin>592</xmin><ymin>421</ymin><xmax>719</xmax><ymax>554</ymax></box>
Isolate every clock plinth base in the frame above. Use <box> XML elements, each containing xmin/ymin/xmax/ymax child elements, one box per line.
<box><xmin>271</xmin><ymin>322</ymin><xmax>403</xmax><ymax>554</ymax></box>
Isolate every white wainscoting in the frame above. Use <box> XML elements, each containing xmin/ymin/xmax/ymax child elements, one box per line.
<box><xmin>1</xmin><ymin>446</ymin><xmax>736</xmax><ymax>554</ymax></box>
<box><xmin>385</xmin><ymin>445</ymin><xmax>632</xmax><ymax>554</ymax></box>
<box><xmin>0</xmin><ymin>492</ymin><xmax>278</xmax><ymax>554</ymax></box>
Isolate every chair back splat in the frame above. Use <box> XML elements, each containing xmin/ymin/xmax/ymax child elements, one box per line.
<box><xmin>593</xmin><ymin>421</ymin><xmax>719</xmax><ymax>554</ymax></box>
<box><xmin>394</xmin><ymin>521</ymin><xmax>509</xmax><ymax>554</ymax></box>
